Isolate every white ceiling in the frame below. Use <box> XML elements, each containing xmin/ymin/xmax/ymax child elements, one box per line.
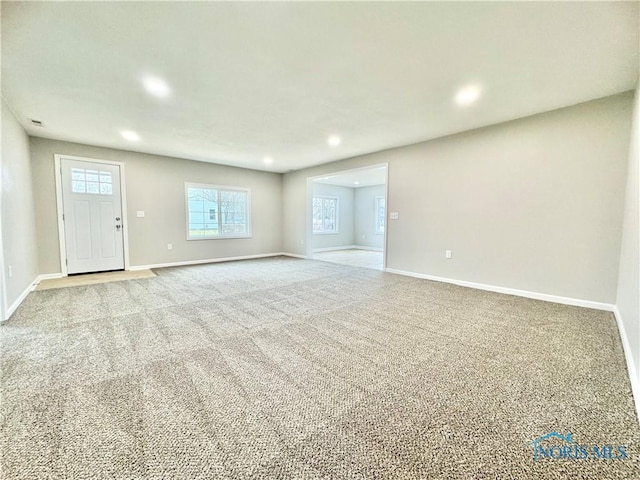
<box><xmin>314</xmin><ymin>166</ymin><xmax>387</xmax><ymax>189</ymax></box>
<box><xmin>2</xmin><ymin>2</ymin><xmax>638</xmax><ymax>173</ymax></box>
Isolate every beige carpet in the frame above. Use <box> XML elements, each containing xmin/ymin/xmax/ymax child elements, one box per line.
<box><xmin>1</xmin><ymin>257</ymin><xmax>638</xmax><ymax>479</ymax></box>
<box><xmin>36</xmin><ymin>269</ymin><xmax>156</xmax><ymax>290</ymax></box>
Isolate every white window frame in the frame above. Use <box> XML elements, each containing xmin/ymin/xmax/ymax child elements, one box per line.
<box><xmin>185</xmin><ymin>182</ymin><xmax>252</xmax><ymax>240</ymax></box>
<box><xmin>312</xmin><ymin>195</ymin><xmax>339</xmax><ymax>234</ymax></box>
<box><xmin>375</xmin><ymin>195</ymin><xmax>385</xmax><ymax>235</ymax></box>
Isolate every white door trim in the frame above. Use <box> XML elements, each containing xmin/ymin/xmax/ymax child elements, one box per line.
<box><xmin>54</xmin><ymin>154</ymin><xmax>130</xmax><ymax>276</ymax></box>
<box><xmin>0</xmin><ymin>216</ymin><xmax>6</xmax><ymax>320</ymax></box>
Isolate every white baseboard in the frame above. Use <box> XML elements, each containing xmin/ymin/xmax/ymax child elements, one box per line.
<box><xmin>280</xmin><ymin>252</ymin><xmax>308</xmax><ymax>259</ymax></box>
<box><xmin>35</xmin><ymin>273</ymin><xmax>65</xmax><ymax>283</ymax></box>
<box><xmin>312</xmin><ymin>245</ymin><xmax>357</xmax><ymax>253</ymax></box>
<box><xmin>384</xmin><ymin>268</ymin><xmax>615</xmax><ymax>311</ymax></box>
<box><xmin>5</xmin><ymin>284</ymin><xmax>31</xmax><ymax>320</ymax></box>
<box><xmin>612</xmin><ymin>306</ymin><xmax>640</xmax><ymax>423</ymax></box>
<box><xmin>128</xmin><ymin>252</ymin><xmax>285</xmax><ymax>271</ymax></box>
<box><xmin>353</xmin><ymin>245</ymin><xmax>384</xmax><ymax>252</ymax></box>
<box><xmin>3</xmin><ymin>276</ymin><xmax>38</xmax><ymax>321</ymax></box>
<box><xmin>312</xmin><ymin>245</ymin><xmax>383</xmax><ymax>253</ymax></box>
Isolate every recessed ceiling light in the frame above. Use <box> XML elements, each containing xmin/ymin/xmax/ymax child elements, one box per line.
<box><xmin>328</xmin><ymin>135</ymin><xmax>341</xmax><ymax>147</ymax></box>
<box><xmin>353</xmin><ymin>181</ymin><xmax>360</xmax><ymax>185</ymax></box>
<box><xmin>455</xmin><ymin>85</ymin><xmax>481</xmax><ymax>106</ymax></box>
<box><xmin>142</xmin><ymin>77</ymin><xmax>171</xmax><ymax>98</ymax></box>
<box><xmin>120</xmin><ymin>130</ymin><xmax>140</xmax><ymax>141</ymax></box>
<box><xmin>263</xmin><ymin>157</ymin><xmax>273</xmax><ymax>165</ymax></box>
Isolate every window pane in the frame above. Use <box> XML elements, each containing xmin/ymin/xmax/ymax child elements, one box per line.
<box><xmin>203</xmin><ymin>189</ymin><xmax>218</xmax><ymax>202</ymax></box>
<box><xmin>72</xmin><ymin>180</ymin><xmax>86</xmax><ymax>193</ymax></box>
<box><xmin>86</xmin><ymin>182</ymin><xmax>99</xmax><ymax>194</ymax></box>
<box><xmin>189</xmin><ymin>212</ymin><xmax>205</xmax><ymax>224</ymax></box>
<box><xmin>187</xmin><ymin>185</ymin><xmax>249</xmax><ymax>239</ymax></box>
<box><xmin>99</xmin><ymin>183</ymin><xmax>113</xmax><ymax>195</ymax></box>
<box><xmin>188</xmin><ymin>188</ymin><xmax>204</xmax><ymax>202</ymax></box>
<box><xmin>86</xmin><ymin>170</ymin><xmax>99</xmax><ymax>182</ymax></box>
<box><xmin>204</xmin><ymin>222</ymin><xmax>218</xmax><ymax>235</ymax></box>
<box><xmin>188</xmin><ymin>200</ymin><xmax>204</xmax><ymax>213</ymax></box>
<box><xmin>71</xmin><ymin>169</ymin><xmax>85</xmax><ymax>181</ymax></box>
<box><xmin>313</xmin><ymin>199</ymin><xmax>323</xmax><ymax>232</ymax></box>
<box><xmin>376</xmin><ymin>196</ymin><xmax>385</xmax><ymax>234</ymax></box>
<box><xmin>312</xmin><ymin>196</ymin><xmax>337</xmax><ymax>233</ymax></box>
<box><xmin>189</xmin><ymin>225</ymin><xmax>206</xmax><ymax>237</ymax></box>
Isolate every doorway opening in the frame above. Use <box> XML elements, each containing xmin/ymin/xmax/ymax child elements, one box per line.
<box><xmin>306</xmin><ymin>164</ymin><xmax>388</xmax><ymax>270</ymax></box>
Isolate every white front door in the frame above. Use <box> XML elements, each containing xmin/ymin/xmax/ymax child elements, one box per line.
<box><xmin>60</xmin><ymin>158</ymin><xmax>125</xmax><ymax>274</ymax></box>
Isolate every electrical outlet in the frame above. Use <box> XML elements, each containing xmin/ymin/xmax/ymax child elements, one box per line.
<box><xmin>389</xmin><ymin>212</ymin><xmax>399</xmax><ymax>220</ymax></box>
<box><xmin>8</xmin><ymin>266</ymin><xmax>12</xmax><ymax>278</ymax></box>
<box><xmin>445</xmin><ymin>250</ymin><xmax>452</xmax><ymax>259</ymax></box>
<box><xmin>137</xmin><ymin>211</ymin><xmax>145</xmax><ymax>218</ymax></box>
<box><xmin>167</xmin><ymin>244</ymin><xmax>173</xmax><ymax>250</ymax></box>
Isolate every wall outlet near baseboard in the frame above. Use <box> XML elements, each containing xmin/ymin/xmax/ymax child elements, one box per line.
<box><xmin>445</xmin><ymin>250</ymin><xmax>452</xmax><ymax>259</ymax></box>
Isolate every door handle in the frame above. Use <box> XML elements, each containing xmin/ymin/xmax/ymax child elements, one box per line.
<box><xmin>115</xmin><ymin>217</ymin><xmax>121</xmax><ymax>221</ymax></box>
<box><xmin>116</xmin><ymin>225</ymin><xmax>121</xmax><ymax>231</ymax></box>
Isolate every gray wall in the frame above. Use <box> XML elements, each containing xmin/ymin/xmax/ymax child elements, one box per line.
<box><xmin>29</xmin><ymin>138</ymin><xmax>283</xmax><ymax>273</ymax></box>
<box><xmin>354</xmin><ymin>185</ymin><xmax>385</xmax><ymax>250</ymax></box>
<box><xmin>311</xmin><ymin>183</ymin><xmax>354</xmax><ymax>250</ymax></box>
<box><xmin>284</xmin><ymin>93</ymin><xmax>633</xmax><ymax>303</ymax></box>
<box><xmin>616</xmin><ymin>81</ymin><xmax>639</xmax><ymax>390</ymax></box>
<box><xmin>1</xmin><ymin>99</ymin><xmax>39</xmax><ymax>315</ymax></box>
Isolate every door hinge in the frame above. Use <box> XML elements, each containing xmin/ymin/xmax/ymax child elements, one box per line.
<box><xmin>65</xmin><ymin>259</ymin><xmax>68</xmax><ymax>266</ymax></box>
<box><xmin>62</xmin><ymin>213</ymin><xmax>65</xmax><ymax>221</ymax></box>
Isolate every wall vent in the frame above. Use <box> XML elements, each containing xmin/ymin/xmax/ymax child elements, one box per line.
<box><xmin>30</xmin><ymin>119</ymin><xmax>44</xmax><ymax>127</ymax></box>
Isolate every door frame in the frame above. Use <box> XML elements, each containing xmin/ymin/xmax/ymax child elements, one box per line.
<box><xmin>305</xmin><ymin>162</ymin><xmax>389</xmax><ymax>270</ymax></box>
<box><xmin>54</xmin><ymin>154</ymin><xmax>130</xmax><ymax>276</ymax></box>
<box><xmin>0</xmin><ymin>219</ymin><xmax>6</xmax><ymax>321</ymax></box>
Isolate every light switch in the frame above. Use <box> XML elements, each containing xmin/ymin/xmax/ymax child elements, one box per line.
<box><xmin>389</xmin><ymin>212</ymin><xmax>399</xmax><ymax>220</ymax></box>
<box><xmin>137</xmin><ymin>211</ymin><xmax>145</xmax><ymax>218</ymax></box>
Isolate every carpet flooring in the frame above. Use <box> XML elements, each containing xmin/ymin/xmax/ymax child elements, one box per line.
<box><xmin>1</xmin><ymin>256</ymin><xmax>638</xmax><ymax>479</ymax></box>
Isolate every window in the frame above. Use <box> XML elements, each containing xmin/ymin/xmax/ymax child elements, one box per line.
<box><xmin>313</xmin><ymin>196</ymin><xmax>339</xmax><ymax>234</ymax></box>
<box><xmin>185</xmin><ymin>183</ymin><xmax>251</xmax><ymax>239</ymax></box>
<box><xmin>71</xmin><ymin>168</ymin><xmax>113</xmax><ymax>195</ymax></box>
<box><xmin>375</xmin><ymin>196</ymin><xmax>386</xmax><ymax>234</ymax></box>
